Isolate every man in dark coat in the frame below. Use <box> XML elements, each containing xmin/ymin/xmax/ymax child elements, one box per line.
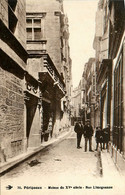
<box><xmin>95</xmin><ymin>126</ymin><xmax>103</xmax><ymax>151</ymax></box>
<box><xmin>83</xmin><ymin>119</ymin><xmax>94</xmax><ymax>152</ymax></box>
<box><xmin>74</xmin><ymin>120</ymin><xmax>84</xmax><ymax>149</ymax></box>
<box><xmin>102</xmin><ymin>124</ymin><xmax>110</xmax><ymax>150</ymax></box>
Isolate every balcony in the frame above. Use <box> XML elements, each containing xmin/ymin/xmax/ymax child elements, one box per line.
<box><xmin>27</xmin><ymin>40</ymin><xmax>47</xmax><ymax>56</ymax></box>
<box><xmin>39</xmin><ymin>54</ymin><xmax>65</xmax><ymax>99</ymax></box>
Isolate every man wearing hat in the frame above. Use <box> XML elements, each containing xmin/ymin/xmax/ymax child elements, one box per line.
<box><xmin>83</xmin><ymin>119</ymin><xmax>94</xmax><ymax>152</ymax></box>
<box><xmin>74</xmin><ymin>119</ymin><xmax>84</xmax><ymax>149</ymax></box>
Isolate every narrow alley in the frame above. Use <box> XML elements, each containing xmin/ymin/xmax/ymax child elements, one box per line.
<box><xmin>1</xmin><ymin>131</ymin><xmax>124</xmax><ymax>195</ymax></box>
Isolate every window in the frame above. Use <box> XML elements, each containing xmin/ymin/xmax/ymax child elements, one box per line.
<box><xmin>34</xmin><ymin>28</ymin><xmax>41</xmax><ymax>40</ymax></box>
<box><xmin>113</xmin><ymin>51</ymin><xmax>123</xmax><ymax>152</ymax></box>
<box><xmin>26</xmin><ymin>19</ymin><xmax>32</xmax><ymax>27</ymax></box>
<box><xmin>26</xmin><ymin>18</ymin><xmax>42</xmax><ymax>40</ymax></box>
<box><xmin>34</xmin><ymin>19</ymin><xmax>41</xmax><ymax>27</ymax></box>
<box><xmin>27</xmin><ymin>28</ymin><xmax>32</xmax><ymax>40</ymax></box>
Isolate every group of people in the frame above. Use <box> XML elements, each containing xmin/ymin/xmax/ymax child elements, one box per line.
<box><xmin>74</xmin><ymin>119</ymin><xmax>110</xmax><ymax>152</ymax></box>
<box><xmin>74</xmin><ymin>119</ymin><xmax>93</xmax><ymax>151</ymax></box>
<box><xmin>95</xmin><ymin>125</ymin><xmax>110</xmax><ymax>151</ymax></box>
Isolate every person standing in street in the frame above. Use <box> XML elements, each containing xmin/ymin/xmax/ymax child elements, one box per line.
<box><xmin>83</xmin><ymin>119</ymin><xmax>94</xmax><ymax>152</ymax></box>
<box><xmin>74</xmin><ymin>120</ymin><xmax>84</xmax><ymax>149</ymax></box>
<box><xmin>102</xmin><ymin>124</ymin><xmax>110</xmax><ymax>151</ymax></box>
<box><xmin>95</xmin><ymin>126</ymin><xmax>103</xmax><ymax>151</ymax></box>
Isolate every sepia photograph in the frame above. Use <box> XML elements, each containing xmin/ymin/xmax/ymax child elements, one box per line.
<box><xmin>0</xmin><ymin>0</ymin><xmax>125</xmax><ymax>194</ymax></box>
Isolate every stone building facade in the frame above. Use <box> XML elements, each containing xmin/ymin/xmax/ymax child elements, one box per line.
<box><xmin>72</xmin><ymin>58</ymin><xmax>97</xmax><ymax>127</ymax></box>
<box><xmin>0</xmin><ymin>0</ymin><xmax>27</xmax><ymax>161</ymax></box>
<box><xmin>26</xmin><ymin>0</ymin><xmax>72</xmax><ymax>142</ymax></box>
<box><xmin>81</xmin><ymin>58</ymin><xmax>97</xmax><ymax>128</ymax></box>
<box><xmin>60</xmin><ymin>15</ymin><xmax>73</xmax><ymax>131</ymax></box>
<box><xmin>72</xmin><ymin>81</ymin><xmax>82</xmax><ymax>121</ymax></box>
<box><xmin>0</xmin><ymin>0</ymin><xmax>72</xmax><ymax>162</ymax></box>
<box><xmin>93</xmin><ymin>0</ymin><xmax>125</xmax><ymax>173</ymax></box>
<box><xmin>26</xmin><ymin>0</ymin><xmax>64</xmax><ymax>74</ymax></box>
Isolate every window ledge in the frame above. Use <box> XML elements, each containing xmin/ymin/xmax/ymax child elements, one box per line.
<box><xmin>27</xmin><ymin>40</ymin><xmax>47</xmax><ymax>44</ymax></box>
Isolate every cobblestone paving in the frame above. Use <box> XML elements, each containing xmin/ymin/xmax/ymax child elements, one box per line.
<box><xmin>1</xmin><ymin>132</ymin><xmax>125</xmax><ymax>195</ymax></box>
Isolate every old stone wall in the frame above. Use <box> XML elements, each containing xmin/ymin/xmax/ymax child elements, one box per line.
<box><xmin>15</xmin><ymin>0</ymin><xmax>26</xmax><ymax>49</ymax></box>
<box><xmin>45</xmin><ymin>9</ymin><xmax>62</xmax><ymax>74</ymax></box>
<box><xmin>26</xmin><ymin>0</ymin><xmax>62</xmax><ymax>73</ymax></box>
<box><xmin>0</xmin><ymin>66</ymin><xmax>24</xmax><ymax>160</ymax></box>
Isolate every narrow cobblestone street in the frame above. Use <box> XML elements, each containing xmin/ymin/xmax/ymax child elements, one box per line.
<box><xmin>1</xmin><ymin>131</ymin><xmax>124</xmax><ymax>195</ymax></box>
<box><xmin>1</xmin><ymin>0</ymin><xmax>125</xmax><ymax>195</ymax></box>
